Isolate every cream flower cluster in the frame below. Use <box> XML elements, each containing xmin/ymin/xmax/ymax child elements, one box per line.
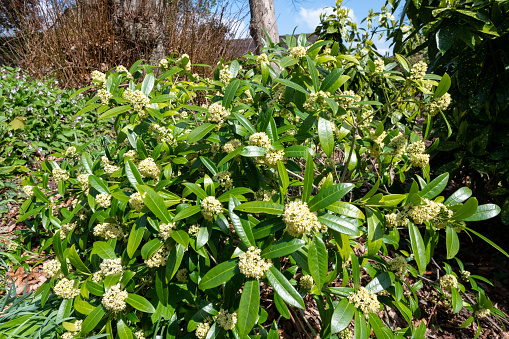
<box><xmin>188</xmin><ymin>225</ymin><xmax>200</xmax><ymax>237</ymax></box>
<box><xmin>102</xmin><ymin>284</ymin><xmax>128</xmax><ymax>312</ymax></box>
<box><xmin>406</xmin><ymin>140</ymin><xmax>430</xmax><ymax>168</ymax></box>
<box><xmin>360</xmin><ymin>110</ymin><xmax>374</xmax><ymax>128</ymax></box>
<box><xmin>429</xmin><ymin>93</ymin><xmax>451</xmax><ymax>117</ymax></box>
<box><xmin>23</xmin><ymin>185</ymin><xmax>34</xmax><ymax>197</ymax></box>
<box><xmin>60</xmin><ymin>221</ymin><xmax>77</xmax><ymax>239</ymax></box>
<box><xmin>367</xmin><ymin>130</ymin><xmax>387</xmax><ymax>157</ymax></box>
<box><xmin>264</xmin><ymin>149</ymin><xmax>286</xmax><ymax>168</ymax></box>
<box><xmin>215</xmin><ymin>308</ymin><xmax>238</xmax><ymax>331</ymax></box>
<box><xmin>96</xmin><ymin>193</ymin><xmax>111</xmax><ymax>209</ymax></box>
<box><xmin>254</xmin><ymin>189</ymin><xmax>273</xmax><ymax>202</ymax></box>
<box><xmin>388</xmin><ymin>134</ymin><xmax>406</xmax><ymax>157</ymax></box>
<box><xmin>407</xmin><ymin>198</ymin><xmax>453</xmax><ymax>226</ymax></box>
<box><xmin>98</xmin><ymin>88</ymin><xmax>112</xmax><ymax>104</ymax></box>
<box><xmin>145</xmin><ymin>244</ymin><xmax>170</xmax><ymax>268</ymax></box>
<box><xmin>303</xmin><ymin>90</ymin><xmax>330</xmax><ymax>112</ymax></box>
<box><xmin>52</xmin><ymin>168</ymin><xmax>69</xmax><ymax>182</ymax></box>
<box><xmin>94</xmin><ymin>222</ymin><xmax>125</xmax><ymax>240</ymax></box>
<box><xmin>338</xmin><ymin>90</ymin><xmax>359</xmax><ymax>108</ymax></box>
<box><xmin>223</xmin><ymin>139</ymin><xmax>242</xmax><ymax>153</ymax></box>
<box><xmin>138</xmin><ymin>157</ymin><xmax>161</xmax><ymax>179</ymax></box>
<box><xmin>283</xmin><ymin>200</ymin><xmax>323</xmax><ymax>237</ymax></box>
<box><xmin>374</xmin><ymin>58</ymin><xmax>385</xmax><ymax>73</ymax></box>
<box><xmin>213</xmin><ymin>171</ymin><xmax>233</xmax><ymax>190</ymax></box>
<box><xmin>124</xmin><ymin>150</ymin><xmax>138</xmax><ymax>162</ymax></box>
<box><xmin>238</xmin><ymin>246</ymin><xmax>272</xmax><ymax>279</ymax></box>
<box><xmin>116</xmin><ymin>65</ymin><xmax>133</xmax><ymax>80</ymax></box>
<box><xmin>299</xmin><ymin>275</ymin><xmax>314</xmax><ymax>290</ymax></box>
<box><xmin>256</xmin><ymin>53</ymin><xmax>269</xmax><ymax>68</ymax></box>
<box><xmin>134</xmin><ymin>330</ymin><xmax>146</xmax><ymax>339</ymax></box>
<box><xmin>248</xmin><ymin>132</ymin><xmax>271</xmax><ymax>149</ymax></box>
<box><xmin>410</xmin><ymin>61</ymin><xmax>427</xmax><ymax>80</ymax></box>
<box><xmin>176</xmin><ymin>54</ymin><xmax>191</xmax><ymax>72</ymax></box>
<box><xmin>123</xmin><ymin>89</ymin><xmax>150</xmax><ymax>118</ymax></box>
<box><xmin>385</xmin><ymin>212</ymin><xmax>408</xmax><ymax>228</ymax></box>
<box><xmin>61</xmin><ymin>320</ymin><xmax>83</xmax><ymax>339</ymax></box>
<box><xmin>101</xmin><ymin>156</ymin><xmax>120</xmax><ymax>174</ymax></box>
<box><xmin>348</xmin><ymin>287</ymin><xmax>380</xmax><ymax>316</ymax></box>
<box><xmin>43</xmin><ymin>259</ymin><xmax>71</xmax><ymax>278</ymax></box>
<box><xmin>195</xmin><ymin>321</ymin><xmax>210</xmax><ymax>339</ymax></box>
<box><xmin>159</xmin><ymin>58</ymin><xmax>169</xmax><ymax>69</ymax></box>
<box><xmin>440</xmin><ymin>274</ymin><xmax>458</xmax><ymax>290</ymax></box>
<box><xmin>77</xmin><ymin>173</ymin><xmax>90</xmax><ymax>190</ymax></box>
<box><xmin>150</xmin><ymin>124</ymin><xmax>178</xmax><ymax>146</ymax></box>
<box><xmin>65</xmin><ymin>146</ymin><xmax>77</xmax><ymax>158</ymax></box>
<box><xmin>475</xmin><ymin>307</ymin><xmax>490</xmax><ymax>318</ymax></box>
<box><xmin>201</xmin><ymin>196</ymin><xmax>223</xmax><ymax>221</ymax></box>
<box><xmin>91</xmin><ymin>70</ymin><xmax>106</xmax><ymax>85</ymax></box>
<box><xmin>289</xmin><ymin>46</ymin><xmax>307</xmax><ymax>59</ymax></box>
<box><xmin>338</xmin><ymin>328</ymin><xmax>353</xmax><ymax>339</ymax></box>
<box><xmin>388</xmin><ymin>256</ymin><xmax>408</xmax><ymax>279</ymax></box>
<box><xmin>129</xmin><ymin>192</ymin><xmax>146</xmax><ymax>212</ymax></box>
<box><xmin>219</xmin><ymin>66</ymin><xmax>233</xmax><ymax>85</ymax></box>
<box><xmin>176</xmin><ymin>268</ymin><xmax>188</xmax><ymax>282</ymax></box>
<box><xmin>159</xmin><ymin>222</ymin><xmax>176</xmax><ymax>241</ymax></box>
<box><xmin>92</xmin><ymin>258</ymin><xmax>125</xmax><ymax>282</ymax></box>
<box><xmin>208</xmin><ymin>102</ymin><xmax>230</xmax><ymax>125</ymax></box>
<box><xmin>54</xmin><ymin>278</ymin><xmax>80</xmax><ymax>299</ymax></box>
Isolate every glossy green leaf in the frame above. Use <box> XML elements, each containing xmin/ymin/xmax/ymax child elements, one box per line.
<box><xmin>187</xmin><ymin>123</ymin><xmax>216</xmax><ymax>144</ymax></box>
<box><xmin>237</xmin><ymin>279</ymin><xmax>260</xmax><ymax>337</ymax></box>
<box><xmin>138</xmin><ymin>185</ymin><xmax>173</xmax><ymax>224</ymax></box>
<box><xmin>234</xmin><ymin>201</ymin><xmax>284</xmax><ymax>215</ymax></box>
<box><xmin>89</xmin><ymin>175</ymin><xmax>110</xmax><ymax>195</ymax></box>
<box><xmin>446</xmin><ymin>224</ymin><xmax>460</xmax><ymax>259</ymax></box>
<box><xmin>199</xmin><ymin>260</ymin><xmax>240</xmax><ymax>290</ymax></box>
<box><xmin>229</xmin><ymin>196</ymin><xmax>255</xmax><ymax>247</ymax></box>
<box><xmin>266</xmin><ymin>266</ymin><xmax>305</xmax><ymax>309</ymax></box>
<box><xmin>318</xmin><ymin>116</ymin><xmax>334</xmax><ymax>157</ymax></box>
<box><xmin>418</xmin><ymin>173</ymin><xmax>449</xmax><ymax>199</ymax></box>
<box><xmin>318</xmin><ymin>214</ymin><xmax>360</xmax><ymax>236</ymax></box>
<box><xmin>331</xmin><ymin>298</ymin><xmax>355</xmax><ymax>333</ymax></box>
<box><xmin>308</xmin><ymin>183</ymin><xmax>354</xmax><ymax>212</ymax></box>
<box><xmin>126</xmin><ymin>294</ymin><xmax>156</xmax><ymax>313</ymax></box>
<box><xmin>452</xmin><ymin>197</ymin><xmax>478</xmax><ymax>220</ymax></box>
<box><xmin>309</xmin><ymin>235</ymin><xmax>328</xmax><ymax>291</ymax></box>
<box><xmin>173</xmin><ymin>205</ymin><xmax>201</xmax><ymax>222</ymax></box>
<box><xmin>462</xmin><ymin>204</ymin><xmax>501</xmax><ymax>221</ymax></box>
<box><xmin>444</xmin><ymin>187</ymin><xmax>472</xmax><ymax>206</ymax></box>
<box><xmin>126</xmin><ymin>160</ymin><xmax>143</xmax><ymax>190</ymax></box>
<box><xmin>261</xmin><ymin>239</ymin><xmax>306</xmax><ymax>259</ymax></box>
<box><xmin>81</xmin><ymin>305</ymin><xmax>106</xmax><ymax>334</ymax></box>
<box><xmin>409</xmin><ymin>222</ymin><xmax>427</xmax><ymax>275</ymax></box>
<box><xmin>98</xmin><ymin>105</ymin><xmax>133</xmax><ymax>120</ymax></box>
<box><xmin>92</xmin><ymin>241</ymin><xmax>116</xmax><ymax>260</ymax></box>
<box><xmin>68</xmin><ymin>245</ymin><xmax>90</xmax><ymax>274</ymax></box>
<box><xmin>434</xmin><ymin>73</ymin><xmax>451</xmax><ymax>98</ymax></box>
<box><xmin>223</xmin><ymin>79</ymin><xmax>240</xmax><ymax>108</ymax></box>
<box><xmin>141</xmin><ymin>238</ymin><xmax>163</xmax><ymax>260</ymax></box>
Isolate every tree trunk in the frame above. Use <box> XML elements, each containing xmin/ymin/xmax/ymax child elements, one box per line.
<box><xmin>249</xmin><ymin>0</ymin><xmax>278</xmax><ymax>54</ymax></box>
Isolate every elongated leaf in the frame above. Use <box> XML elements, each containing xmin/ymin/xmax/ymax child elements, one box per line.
<box><xmin>141</xmin><ymin>238</ymin><xmax>163</xmax><ymax>260</ymax></box>
<box><xmin>285</xmin><ymin>145</ymin><xmax>315</xmax><ymax>158</ymax></box>
<box><xmin>446</xmin><ymin>225</ymin><xmax>460</xmax><ymax>259</ymax></box>
<box><xmin>117</xmin><ymin>318</ymin><xmax>133</xmax><ymax>339</ymax></box>
<box><xmin>261</xmin><ymin>239</ymin><xmax>305</xmax><ymax>259</ymax></box>
<box><xmin>445</xmin><ymin>187</ymin><xmax>472</xmax><ymax>206</ymax></box>
<box><xmin>233</xmin><ymin>112</ymin><xmax>257</xmax><ymax>134</ymax></box>
<box><xmin>183</xmin><ymin>183</ymin><xmax>208</xmax><ymax>200</ymax></box>
<box><xmin>87</xmin><ymin>281</ymin><xmax>104</xmax><ymax>296</ymax></box>
<box><xmin>237</xmin><ymin>280</ymin><xmax>260</xmax><ymax>337</ymax></box>
<box><xmin>126</xmin><ymin>294</ymin><xmax>156</xmax><ymax>313</ymax></box>
<box><xmin>327</xmin><ymin>201</ymin><xmax>365</xmax><ymax>219</ymax></box>
<box><xmin>125</xmin><ymin>160</ymin><xmax>143</xmax><ymax>189</ymax></box>
<box><xmin>464</xmin><ymin>226</ymin><xmax>509</xmax><ymax>258</ymax></box>
<box><xmin>366</xmin><ymin>272</ymin><xmax>393</xmax><ymax>294</ymax></box>
<box><xmin>266</xmin><ymin>266</ymin><xmax>305</xmax><ymax>309</ymax></box>
<box><xmin>77</xmin><ymin>103</ymin><xmax>101</xmax><ymax>116</ymax></box>
<box><xmin>318</xmin><ymin>116</ymin><xmax>334</xmax><ymax>157</ymax></box>
<box><xmin>199</xmin><ymin>260</ymin><xmax>240</xmax><ymax>290</ymax></box>
<box><xmin>89</xmin><ymin>175</ymin><xmax>110</xmax><ymax>195</ymax></box>
<box><xmin>187</xmin><ymin>123</ymin><xmax>216</xmax><ymax>144</ymax></box>
<box><xmin>234</xmin><ymin>201</ymin><xmax>284</xmax><ymax>215</ymax></box>
<box><xmin>274</xmin><ymin>78</ymin><xmax>309</xmax><ymax>94</ymax></box>
<box><xmin>127</xmin><ymin>217</ymin><xmax>146</xmax><ymax>258</ymax></box>
<box><xmin>452</xmin><ymin>197</ymin><xmax>478</xmax><ymax>220</ymax></box>
<box><xmin>318</xmin><ymin>214</ymin><xmax>359</xmax><ymax>236</ymax></box>
<box><xmin>451</xmin><ymin>287</ymin><xmax>462</xmax><ymax>314</ymax></box>
<box><xmin>171</xmin><ymin>230</ymin><xmax>190</xmax><ymax>248</ymax></box>
<box><xmin>418</xmin><ymin>173</ymin><xmax>449</xmax><ymax>199</ymax></box>
<box><xmin>82</xmin><ymin>305</ymin><xmax>106</xmax><ymax>334</ymax></box>
<box><xmin>331</xmin><ymin>298</ymin><xmax>355</xmax><ymax>333</ymax></box>
<box><xmin>302</xmin><ymin>151</ymin><xmax>314</xmax><ymax>203</ymax></box>
<box><xmin>99</xmin><ymin>105</ymin><xmax>133</xmax><ymax>120</ymax></box>
<box><xmin>92</xmin><ymin>241</ymin><xmax>116</xmax><ymax>260</ymax></box>
<box><xmin>366</xmin><ymin>208</ymin><xmax>383</xmax><ymax>256</ymax></box>
<box><xmin>308</xmin><ymin>183</ymin><xmax>354</xmax><ymax>212</ymax></box>
<box><xmin>434</xmin><ymin>73</ymin><xmax>451</xmax><ymax>98</ymax></box>
<box><xmin>223</xmin><ymin>79</ymin><xmax>240</xmax><ymax>108</ymax></box>
<box><xmin>138</xmin><ymin>185</ymin><xmax>173</xmax><ymax>224</ymax></box>
<box><xmin>306</xmin><ymin>57</ymin><xmax>320</xmax><ymax>91</ymax></box>
<box><xmin>173</xmin><ymin>205</ymin><xmax>201</xmax><ymax>222</ymax></box>
<box><xmin>240</xmin><ymin>146</ymin><xmax>266</xmax><ymax>157</ymax></box>
<box><xmin>309</xmin><ymin>235</ymin><xmax>328</xmax><ymax>291</ymax></box>
<box><xmin>81</xmin><ymin>153</ymin><xmax>94</xmax><ymax>175</ymax></box>
<box><xmin>229</xmin><ymin>196</ymin><xmax>255</xmax><ymax>247</ymax></box>
<box><xmin>409</xmin><ymin>222</ymin><xmax>427</xmax><ymax>275</ymax></box>
<box><xmin>141</xmin><ymin>73</ymin><xmax>155</xmax><ymax>96</ymax></box>
<box><xmin>463</xmin><ymin>204</ymin><xmax>501</xmax><ymax>221</ymax></box>
<box><xmin>68</xmin><ymin>245</ymin><xmax>90</xmax><ymax>274</ymax></box>
<box><xmin>320</xmin><ymin>69</ymin><xmax>346</xmax><ymax>93</ymax></box>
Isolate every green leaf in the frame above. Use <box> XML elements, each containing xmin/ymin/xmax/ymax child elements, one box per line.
<box><xmin>217</xmin><ymin>146</ymin><xmax>244</xmax><ymax>167</ymax></box>
<box><xmin>126</xmin><ymin>160</ymin><xmax>143</xmax><ymax>189</ymax></box>
<box><xmin>141</xmin><ymin>73</ymin><xmax>155</xmax><ymax>96</ymax></box>
<box><xmin>409</xmin><ymin>222</ymin><xmax>427</xmax><ymax>275</ymax></box>
<box><xmin>266</xmin><ymin>266</ymin><xmax>305</xmax><ymax>309</ymax></box>
<box><xmin>306</xmin><ymin>57</ymin><xmax>320</xmax><ymax>92</ymax></box>
<box><xmin>366</xmin><ymin>272</ymin><xmax>393</xmax><ymax>294</ymax></box>
<box><xmin>199</xmin><ymin>260</ymin><xmax>240</xmax><ymax>290</ymax></box>
<box><xmin>82</xmin><ymin>305</ymin><xmax>106</xmax><ymax>334</ymax></box>
<box><xmin>126</xmin><ymin>294</ymin><xmax>156</xmax><ymax>313</ymax></box>
<box><xmin>81</xmin><ymin>153</ymin><xmax>94</xmax><ymax>175</ymax></box>
<box><xmin>237</xmin><ymin>280</ymin><xmax>260</xmax><ymax>337</ymax></box>
<box><xmin>32</xmin><ymin>186</ymin><xmax>50</xmax><ymax>203</ymax></box>
<box><xmin>327</xmin><ymin>202</ymin><xmax>365</xmax><ymax>219</ymax></box>
<box><xmin>141</xmin><ymin>239</ymin><xmax>163</xmax><ymax>260</ymax></box>
<box><xmin>187</xmin><ymin>123</ymin><xmax>216</xmax><ymax>144</ymax></box>
<box><xmin>274</xmin><ymin>78</ymin><xmax>309</xmax><ymax>95</ymax></box>
<box><xmin>445</xmin><ymin>187</ymin><xmax>472</xmax><ymax>206</ymax></box>
<box><xmin>234</xmin><ymin>201</ymin><xmax>284</xmax><ymax>215</ymax></box>
<box><xmin>89</xmin><ymin>175</ymin><xmax>110</xmax><ymax>195</ymax></box>
<box><xmin>451</xmin><ymin>288</ymin><xmax>463</xmax><ymax>314</ymax></box>
<box><xmin>229</xmin><ymin>196</ymin><xmax>255</xmax><ymax>247</ymax></box>
<box><xmin>233</xmin><ymin>112</ymin><xmax>257</xmax><ymax>134</ymax></box>
<box><xmin>302</xmin><ymin>151</ymin><xmax>314</xmax><ymax>203</ymax></box>
<box><xmin>318</xmin><ymin>214</ymin><xmax>359</xmax><ymax>236</ymax></box>
<box><xmin>446</xmin><ymin>224</ymin><xmax>460</xmax><ymax>259</ymax></box>
<box><xmin>117</xmin><ymin>318</ymin><xmax>134</xmax><ymax>339</ymax></box>
<box><xmin>434</xmin><ymin>73</ymin><xmax>451</xmax><ymax>98</ymax></box>
<box><xmin>308</xmin><ymin>235</ymin><xmax>328</xmax><ymax>291</ymax></box>
<box><xmin>308</xmin><ymin>183</ymin><xmax>354</xmax><ymax>212</ymax></box>
<box><xmin>173</xmin><ymin>205</ymin><xmax>201</xmax><ymax>222</ymax></box>
<box><xmin>395</xmin><ymin>53</ymin><xmax>410</xmax><ymax>74</ymax></box>
<box><xmin>463</xmin><ymin>226</ymin><xmax>509</xmax><ymax>258</ymax></box>
<box><xmin>98</xmin><ymin>105</ymin><xmax>133</xmax><ymax>120</ymax></box>
<box><xmin>240</xmin><ymin>146</ymin><xmax>266</xmax><ymax>157</ymax></box>
<box><xmin>418</xmin><ymin>173</ymin><xmax>449</xmax><ymax>199</ymax></box>
<box><xmin>223</xmin><ymin>79</ymin><xmax>240</xmax><ymax>108</ymax></box>
<box><xmin>366</xmin><ymin>207</ymin><xmax>383</xmax><ymax>256</ymax></box>
<box><xmin>138</xmin><ymin>185</ymin><xmax>173</xmax><ymax>224</ymax></box>
<box><xmin>452</xmin><ymin>197</ymin><xmax>478</xmax><ymax>220</ymax></box>
<box><xmin>92</xmin><ymin>241</ymin><xmax>116</xmax><ymax>260</ymax></box>
<box><xmin>171</xmin><ymin>230</ymin><xmax>190</xmax><ymax>248</ymax></box>
<box><xmin>277</xmin><ymin>160</ymin><xmax>289</xmax><ymax>192</ymax></box>
<box><xmin>462</xmin><ymin>204</ymin><xmax>501</xmax><ymax>221</ymax></box>
<box><xmin>75</xmin><ymin>299</ymin><xmax>95</xmax><ymax>315</ymax></box>
<box><xmin>68</xmin><ymin>245</ymin><xmax>90</xmax><ymax>274</ymax></box>
<box><xmin>127</xmin><ymin>217</ymin><xmax>146</xmax><ymax>258</ymax></box>
<box><xmin>86</xmin><ymin>281</ymin><xmax>104</xmax><ymax>296</ymax></box>
<box><xmin>320</xmin><ymin>68</ymin><xmax>347</xmax><ymax>93</ymax></box>
<box><xmin>77</xmin><ymin>103</ymin><xmax>101</xmax><ymax>116</ymax></box>
<box><xmin>318</xmin><ymin>116</ymin><xmax>334</xmax><ymax>158</ymax></box>
<box><xmin>183</xmin><ymin>183</ymin><xmax>208</xmax><ymax>200</ymax></box>
<box><xmin>284</xmin><ymin>145</ymin><xmax>315</xmax><ymax>158</ymax></box>
<box><xmin>261</xmin><ymin>239</ymin><xmax>306</xmax><ymax>259</ymax></box>
<box><xmin>166</xmin><ymin>244</ymin><xmax>185</xmax><ymax>280</ymax></box>
<box><xmin>331</xmin><ymin>298</ymin><xmax>355</xmax><ymax>333</ymax></box>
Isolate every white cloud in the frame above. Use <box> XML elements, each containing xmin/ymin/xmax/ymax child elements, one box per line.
<box><xmin>296</xmin><ymin>6</ymin><xmax>356</xmax><ymax>32</ymax></box>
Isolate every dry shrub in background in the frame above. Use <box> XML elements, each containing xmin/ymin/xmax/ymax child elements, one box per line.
<box><xmin>6</xmin><ymin>0</ymin><xmax>248</xmax><ymax>87</ymax></box>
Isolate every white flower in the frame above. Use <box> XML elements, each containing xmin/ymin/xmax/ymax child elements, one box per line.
<box><xmin>348</xmin><ymin>287</ymin><xmax>380</xmax><ymax>316</ymax></box>
<box><xmin>176</xmin><ymin>268</ymin><xmax>188</xmax><ymax>282</ymax></box>
<box><xmin>223</xmin><ymin>139</ymin><xmax>242</xmax><ymax>153</ymax></box>
<box><xmin>138</xmin><ymin>158</ymin><xmax>161</xmax><ymax>179</ymax></box>
<box><xmin>54</xmin><ymin>278</ymin><xmax>80</xmax><ymax>299</ymax></box>
<box><xmin>102</xmin><ymin>284</ymin><xmax>128</xmax><ymax>312</ymax></box>
<box><xmin>238</xmin><ymin>246</ymin><xmax>272</xmax><ymax>279</ymax></box>
<box><xmin>200</xmin><ymin>196</ymin><xmax>222</xmax><ymax>221</ymax></box>
<box><xmin>440</xmin><ymin>274</ymin><xmax>458</xmax><ymax>290</ymax></box>
<box><xmin>22</xmin><ymin>185</ymin><xmax>34</xmax><ymax>197</ymax></box>
<box><xmin>129</xmin><ymin>192</ymin><xmax>146</xmax><ymax>212</ymax></box>
<box><xmin>215</xmin><ymin>308</ymin><xmax>238</xmax><ymax>331</ymax></box>
<box><xmin>248</xmin><ymin>132</ymin><xmax>271</xmax><ymax>149</ymax></box>
<box><xmin>94</xmin><ymin>222</ymin><xmax>125</xmax><ymax>240</ymax></box>
<box><xmin>213</xmin><ymin>171</ymin><xmax>233</xmax><ymax>190</ymax></box>
<box><xmin>289</xmin><ymin>46</ymin><xmax>307</xmax><ymax>59</ymax></box>
<box><xmin>159</xmin><ymin>222</ymin><xmax>176</xmax><ymax>241</ymax></box>
<box><xmin>283</xmin><ymin>200</ymin><xmax>324</xmax><ymax>237</ymax></box>
<box><xmin>300</xmin><ymin>275</ymin><xmax>314</xmax><ymax>290</ymax></box>
<box><xmin>208</xmin><ymin>102</ymin><xmax>230</xmax><ymax>124</ymax></box>
<box><xmin>123</xmin><ymin>89</ymin><xmax>150</xmax><ymax>119</ymax></box>
<box><xmin>387</xmin><ymin>256</ymin><xmax>408</xmax><ymax>279</ymax></box>
<box><xmin>77</xmin><ymin>174</ymin><xmax>90</xmax><ymax>190</ymax></box>
<box><xmin>65</xmin><ymin>146</ymin><xmax>77</xmax><ymax>158</ymax></box>
<box><xmin>96</xmin><ymin>193</ymin><xmax>112</xmax><ymax>209</ymax></box>
<box><xmin>195</xmin><ymin>322</ymin><xmax>210</xmax><ymax>339</ymax></box>
<box><xmin>145</xmin><ymin>244</ymin><xmax>170</xmax><ymax>268</ymax></box>
<box><xmin>52</xmin><ymin>168</ymin><xmax>69</xmax><ymax>182</ymax></box>
<box><xmin>410</xmin><ymin>61</ymin><xmax>427</xmax><ymax>80</ymax></box>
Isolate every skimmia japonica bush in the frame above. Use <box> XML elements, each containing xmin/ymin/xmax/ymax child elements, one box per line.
<box><xmin>14</xmin><ymin>36</ymin><xmax>507</xmax><ymax>338</ymax></box>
